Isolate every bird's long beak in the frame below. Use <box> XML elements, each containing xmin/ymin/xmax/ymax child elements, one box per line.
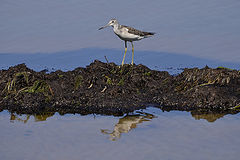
<box><xmin>98</xmin><ymin>24</ymin><xmax>109</xmax><ymax>30</ymax></box>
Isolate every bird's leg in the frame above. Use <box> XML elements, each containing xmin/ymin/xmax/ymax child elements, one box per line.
<box><xmin>131</xmin><ymin>42</ymin><xmax>134</xmax><ymax>65</ymax></box>
<box><xmin>121</xmin><ymin>41</ymin><xmax>127</xmax><ymax>66</ymax></box>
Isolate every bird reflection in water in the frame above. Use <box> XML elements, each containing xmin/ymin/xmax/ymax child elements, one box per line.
<box><xmin>10</xmin><ymin>112</ymin><xmax>54</xmax><ymax>123</ymax></box>
<box><xmin>101</xmin><ymin>111</ymin><xmax>156</xmax><ymax>141</ymax></box>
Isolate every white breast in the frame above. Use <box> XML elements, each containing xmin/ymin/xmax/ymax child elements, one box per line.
<box><xmin>113</xmin><ymin>27</ymin><xmax>143</xmax><ymax>41</ymax></box>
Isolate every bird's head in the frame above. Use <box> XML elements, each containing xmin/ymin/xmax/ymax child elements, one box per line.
<box><xmin>99</xmin><ymin>19</ymin><xmax>118</xmax><ymax>30</ymax></box>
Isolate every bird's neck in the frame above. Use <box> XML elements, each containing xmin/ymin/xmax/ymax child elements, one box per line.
<box><xmin>112</xmin><ymin>23</ymin><xmax>121</xmax><ymax>29</ymax></box>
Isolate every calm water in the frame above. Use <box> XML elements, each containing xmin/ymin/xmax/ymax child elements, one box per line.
<box><xmin>0</xmin><ymin>49</ymin><xmax>239</xmax><ymax>75</ymax></box>
<box><xmin>0</xmin><ymin>107</ymin><xmax>240</xmax><ymax>160</ymax></box>
<box><xmin>1</xmin><ymin>0</ymin><xmax>240</xmax><ymax>62</ymax></box>
<box><xmin>1</xmin><ymin>1</ymin><xmax>240</xmax><ymax>73</ymax></box>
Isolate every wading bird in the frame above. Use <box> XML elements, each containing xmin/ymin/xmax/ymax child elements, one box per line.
<box><xmin>99</xmin><ymin>19</ymin><xmax>155</xmax><ymax>66</ymax></box>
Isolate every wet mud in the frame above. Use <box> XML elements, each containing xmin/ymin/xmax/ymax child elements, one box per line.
<box><xmin>0</xmin><ymin>60</ymin><xmax>239</xmax><ymax>115</ymax></box>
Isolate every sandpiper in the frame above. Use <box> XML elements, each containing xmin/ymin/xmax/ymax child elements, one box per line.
<box><xmin>99</xmin><ymin>19</ymin><xmax>155</xmax><ymax>66</ymax></box>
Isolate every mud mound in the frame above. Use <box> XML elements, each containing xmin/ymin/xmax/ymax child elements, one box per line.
<box><xmin>0</xmin><ymin>61</ymin><xmax>239</xmax><ymax>115</ymax></box>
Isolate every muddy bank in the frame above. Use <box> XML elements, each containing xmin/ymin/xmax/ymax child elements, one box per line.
<box><xmin>0</xmin><ymin>61</ymin><xmax>239</xmax><ymax>115</ymax></box>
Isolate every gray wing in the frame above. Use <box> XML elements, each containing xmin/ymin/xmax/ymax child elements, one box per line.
<box><xmin>122</xmin><ymin>25</ymin><xmax>155</xmax><ymax>37</ymax></box>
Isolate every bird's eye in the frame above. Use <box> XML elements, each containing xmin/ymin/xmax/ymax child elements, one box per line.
<box><xmin>111</xmin><ymin>21</ymin><xmax>114</xmax><ymax>23</ymax></box>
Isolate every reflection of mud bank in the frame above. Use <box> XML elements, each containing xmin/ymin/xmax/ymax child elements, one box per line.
<box><xmin>0</xmin><ymin>61</ymin><xmax>240</xmax><ymax>115</ymax></box>
<box><xmin>10</xmin><ymin>112</ymin><xmax>54</xmax><ymax>123</ymax></box>
<box><xmin>101</xmin><ymin>109</ymin><xmax>238</xmax><ymax>141</ymax></box>
<box><xmin>190</xmin><ymin>110</ymin><xmax>230</xmax><ymax>122</ymax></box>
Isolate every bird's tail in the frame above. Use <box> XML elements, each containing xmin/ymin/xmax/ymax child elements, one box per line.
<box><xmin>143</xmin><ymin>32</ymin><xmax>155</xmax><ymax>38</ymax></box>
